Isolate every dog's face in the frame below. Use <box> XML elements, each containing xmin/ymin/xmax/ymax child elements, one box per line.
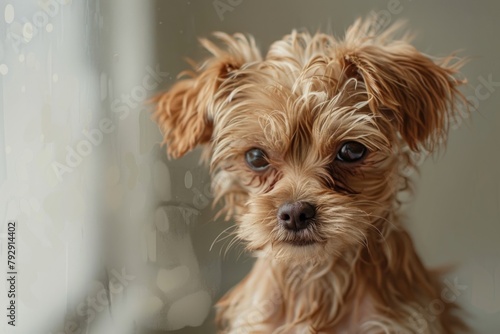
<box><xmin>209</xmin><ymin>78</ymin><xmax>397</xmax><ymax>262</ymax></box>
<box><xmin>155</xmin><ymin>19</ymin><xmax>465</xmax><ymax>262</ymax></box>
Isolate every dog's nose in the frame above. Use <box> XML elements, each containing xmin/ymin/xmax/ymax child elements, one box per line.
<box><xmin>277</xmin><ymin>201</ymin><xmax>316</xmax><ymax>231</ymax></box>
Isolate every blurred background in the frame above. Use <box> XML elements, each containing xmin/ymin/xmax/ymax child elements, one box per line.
<box><xmin>0</xmin><ymin>0</ymin><xmax>499</xmax><ymax>333</ymax></box>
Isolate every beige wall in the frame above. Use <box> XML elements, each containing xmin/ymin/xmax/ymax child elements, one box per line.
<box><xmin>153</xmin><ymin>1</ymin><xmax>500</xmax><ymax>333</ymax></box>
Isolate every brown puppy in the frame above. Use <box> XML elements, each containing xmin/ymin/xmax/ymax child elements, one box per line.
<box><xmin>155</xmin><ymin>16</ymin><xmax>468</xmax><ymax>333</ymax></box>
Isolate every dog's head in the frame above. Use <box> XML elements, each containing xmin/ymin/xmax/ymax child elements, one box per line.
<box><xmin>155</xmin><ymin>18</ymin><xmax>466</xmax><ymax>262</ymax></box>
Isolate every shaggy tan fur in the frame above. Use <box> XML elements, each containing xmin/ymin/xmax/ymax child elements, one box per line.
<box><xmin>154</xmin><ymin>16</ymin><xmax>468</xmax><ymax>333</ymax></box>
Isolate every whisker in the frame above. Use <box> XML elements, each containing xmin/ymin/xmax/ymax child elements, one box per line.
<box><xmin>210</xmin><ymin>224</ymin><xmax>238</xmax><ymax>252</ymax></box>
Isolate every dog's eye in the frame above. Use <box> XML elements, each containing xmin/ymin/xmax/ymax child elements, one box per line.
<box><xmin>336</xmin><ymin>141</ymin><xmax>367</xmax><ymax>162</ymax></box>
<box><xmin>245</xmin><ymin>148</ymin><xmax>269</xmax><ymax>171</ymax></box>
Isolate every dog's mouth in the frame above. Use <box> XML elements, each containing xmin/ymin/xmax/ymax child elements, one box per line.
<box><xmin>273</xmin><ymin>222</ymin><xmax>325</xmax><ymax>248</ymax></box>
<box><xmin>281</xmin><ymin>230</ymin><xmax>322</xmax><ymax>247</ymax></box>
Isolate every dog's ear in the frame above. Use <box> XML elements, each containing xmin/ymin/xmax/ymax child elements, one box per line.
<box><xmin>339</xmin><ymin>20</ymin><xmax>467</xmax><ymax>152</ymax></box>
<box><xmin>154</xmin><ymin>33</ymin><xmax>261</xmax><ymax>158</ymax></box>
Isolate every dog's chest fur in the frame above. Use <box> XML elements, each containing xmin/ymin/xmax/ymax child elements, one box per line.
<box><xmin>215</xmin><ymin>226</ymin><xmax>461</xmax><ymax>334</ymax></box>
<box><xmin>216</xmin><ymin>253</ymin><xmax>389</xmax><ymax>333</ymax></box>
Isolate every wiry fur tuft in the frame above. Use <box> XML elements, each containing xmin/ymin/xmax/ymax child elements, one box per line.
<box><xmin>338</xmin><ymin>17</ymin><xmax>468</xmax><ymax>152</ymax></box>
<box><xmin>154</xmin><ymin>16</ymin><xmax>469</xmax><ymax>334</ymax></box>
<box><xmin>154</xmin><ymin>33</ymin><xmax>261</xmax><ymax>158</ymax></box>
